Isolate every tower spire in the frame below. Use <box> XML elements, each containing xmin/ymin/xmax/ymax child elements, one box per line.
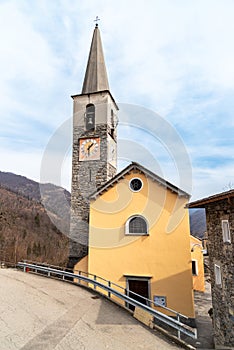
<box><xmin>82</xmin><ymin>25</ymin><xmax>110</xmax><ymax>94</ymax></box>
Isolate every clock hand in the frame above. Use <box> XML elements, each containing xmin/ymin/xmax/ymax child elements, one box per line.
<box><xmin>87</xmin><ymin>142</ymin><xmax>94</xmax><ymax>154</ymax></box>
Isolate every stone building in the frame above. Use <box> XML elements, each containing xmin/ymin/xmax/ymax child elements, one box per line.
<box><xmin>189</xmin><ymin>189</ymin><xmax>234</xmax><ymax>349</ymax></box>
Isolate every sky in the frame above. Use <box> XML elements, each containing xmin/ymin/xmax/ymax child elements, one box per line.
<box><xmin>0</xmin><ymin>0</ymin><xmax>233</xmax><ymax>200</ymax></box>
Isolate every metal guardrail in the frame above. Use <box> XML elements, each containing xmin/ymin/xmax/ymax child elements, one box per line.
<box><xmin>17</xmin><ymin>261</ymin><xmax>197</xmax><ymax>340</ymax></box>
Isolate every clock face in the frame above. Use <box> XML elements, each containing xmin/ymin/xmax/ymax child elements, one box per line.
<box><xmin>79</xmin><ymin>138</ymin><xmax>100</xmax><ymax>161</ymax></box>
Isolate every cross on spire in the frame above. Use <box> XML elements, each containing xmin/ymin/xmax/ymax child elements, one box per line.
<box><xmin>94</xmin><ymin>16</ymin><xmax>100</xmax><ymax>27</ymax></box>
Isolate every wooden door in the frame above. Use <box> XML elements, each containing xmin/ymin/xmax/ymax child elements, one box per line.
<box><xmin>128</xmin><ymin>279</ymin><xmax>149</xmax><ymax>311</ymax></box>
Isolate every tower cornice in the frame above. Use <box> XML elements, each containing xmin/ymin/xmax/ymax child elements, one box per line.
<box><xmin>71</xmin><ymin>89</ymin><xmax>119</xmax><ymax>110</ymax></box>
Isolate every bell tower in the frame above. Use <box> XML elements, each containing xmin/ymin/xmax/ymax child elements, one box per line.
<box><xmin>68</xmin><ymin>24</ymin><xmax>118</xmax><ymax>267</ymax></box>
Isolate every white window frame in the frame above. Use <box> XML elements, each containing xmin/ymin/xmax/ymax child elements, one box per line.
<box><xmin>125</xmin><ymin>215</ymin><xmax>148</xmax><ymax>235</ymax></box>
<box><xmin>222</xmin><ymin>220</ymin><xmax>231</xmax><ymax>243</ymax></box>
<box><xmin>192</xmin><ymin>260</ymin><xmax>198</xmax><ymax>276</ymax></box>
<box><xmin>214</xmin><ymin>264</ymin><xmax>222</xmax><ymax>286</ymax></box>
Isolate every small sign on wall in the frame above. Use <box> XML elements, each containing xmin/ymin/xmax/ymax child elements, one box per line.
<box><xmin>154</xmin><ymin>295</ymin><xmax>167</xmax><ymax>307</ymax></box>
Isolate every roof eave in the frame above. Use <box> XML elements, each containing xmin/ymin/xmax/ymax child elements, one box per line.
<box><xmin>90</xmin><ymin>162</ymin><xmax>190</xmax><ymax>200</ymax></box>
<box><xmin>188</xmin><ymin>189</ymin><xmax>234</xmax><ymax>208</ymax></box>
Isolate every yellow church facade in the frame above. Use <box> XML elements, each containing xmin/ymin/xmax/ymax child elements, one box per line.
<box><xmin>75</xmin><ymin>162</ymin><xmax>195</xmax><ymax>319</ymax></box>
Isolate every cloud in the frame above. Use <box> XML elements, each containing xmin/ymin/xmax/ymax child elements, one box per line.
<box><xmin>0</xmin><ymin>2</ymin><xmax>57</xmax><ymax>103</ymax></box>
<box><xmin>0</xmin><ymin>146</ymin><xmax>42</xmax><ymax>183</ymax></box>
<box><xmin>192</xmin><ymin>162</ymin><xmax>234</xmax><ymax>200</ymax></box>
<box><xmin>0</xmin><ymin>0</ymin><xmax>233</xmax><ymax>200</ymax></box>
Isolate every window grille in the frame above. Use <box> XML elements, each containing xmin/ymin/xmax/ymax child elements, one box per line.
<box><xmin>128</xmin><ymin>216</ymin><xmax>147</xmax><ymax>234</ymax></box>
<box><xmin>129</xmin><ymin>178</ymin><xmax>143</xmax><ymax>192</ymax></box>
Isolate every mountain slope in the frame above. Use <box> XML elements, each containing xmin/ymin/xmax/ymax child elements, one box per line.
<box><xmin>0</xmin><ymin>171</ymin><xmax>70</xmax><ymax>235</ymax></box>
<box><xmin>0</xmin><ymin>171</ymin><xmax>70</xmax><ymax>205</ymax></box>
<box><xmin>0</xmin><ymin>172</ymin><xmax>70</xmax><ymax>265</ymax></box>
<box><xmin>189</xmin><ymin>208</ymin><xmax>207</xmax><ymax>239</ymax></box>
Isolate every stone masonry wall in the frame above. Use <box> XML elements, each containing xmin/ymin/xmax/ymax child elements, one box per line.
<box><xmin>69</xmin><ymin>123</ymin><xmax>117</xmax><ymax>266</ymax></box>
<box><xmin>205</xmin><ymin>197</ymin><xmax>234</xmax><ymax>348</ymax></box>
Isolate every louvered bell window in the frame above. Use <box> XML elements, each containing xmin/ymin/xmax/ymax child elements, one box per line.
<box><xmin>86</xmin><ymin>104</ymin><xmax>95</xmax><ymax>131</ymax></box>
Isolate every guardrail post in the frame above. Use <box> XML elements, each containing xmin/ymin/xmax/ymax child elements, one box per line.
<box><xmin>79</xmin><ymin>271</ymin><xmax>81</xmax><ymax>284</ymax></box>
<box><xmin>108</xmin><ymin>281</ymin><xmax>111</xmax><ymax>298</ymax></box>
<box><xmin>194</xmin><ymin>327</ymin><xmax>197</xmax><ymax>340</ymax></box>
<box><xmin>177</xmin><ymin>313</ymin><xmax>181</xmax><ymax>339</ymax></box>
<box><xmin>94</xmin><ymin>275</ymin><xmax>97</xmax><ymax>290</ymax></box>
<box><xmin>125</xmin><ymin>288</ymin><xmax>129</xmax><ymax>309</ymax></box>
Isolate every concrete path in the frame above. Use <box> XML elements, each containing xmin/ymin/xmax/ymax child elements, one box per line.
<box><xmin>193</xmin><ymin>281</ymin><xmax>214</xmax><ymax>349</ymax></box>
<box><xmin>0</xmin><ymin>269</ymin><xmax>182</xmax><ymax>350</ymax></box>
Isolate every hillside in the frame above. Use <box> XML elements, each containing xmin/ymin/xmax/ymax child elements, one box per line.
<box><xmin>0</xmin><ymin>186</ymin><xmax>69</xmax><ymax>265</ymax></box>
<box><xmin>189</xmin><ymin>208</ymin><xmax>207</xmax><ymax>239</ymax></box>
<box><xmin>0</xmin><ymin>171</ymin><xmax>42</xmax><ymax>200</ymax></box>
<box><xmin>0</xmin><ymin>172</ymin><xmax>70</xmax><ymax>265</ymax></box>
<box><xmin>0</xmin><ymin>171</ymin><xmax>70</xmax><ymax>235</ymax></box>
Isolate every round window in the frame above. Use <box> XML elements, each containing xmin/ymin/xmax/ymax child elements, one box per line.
<box><xmin>129</xmin><ymin>178</ymin><xmax>143</xmax><ymax>192</ymax></box>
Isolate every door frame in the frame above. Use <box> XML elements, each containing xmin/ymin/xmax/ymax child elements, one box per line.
<box><xmin>125</xmin><ymin>275</ymin><xmax>151</xmax><ymax>309</ymax></box>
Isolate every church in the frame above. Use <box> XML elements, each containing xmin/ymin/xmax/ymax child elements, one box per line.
<box><xmin>69</xmin><ymin>23</ymin><xmax>195</xmax><ymax>321</ymax></box>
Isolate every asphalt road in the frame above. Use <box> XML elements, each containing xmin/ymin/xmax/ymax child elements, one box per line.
<box><xmin>0</xmin><ymin>269</ymin><xmax>182</xmax><ymax>350</ymax></box>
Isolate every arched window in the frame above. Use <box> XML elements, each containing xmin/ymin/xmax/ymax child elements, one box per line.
<box><xmin>85</xmin><ymin>104</ymin><xmax>95</xmax><ymax>130</ymax></box>
<box><xmin>125</xmin><ymin>215</ymin><xmax>148</xmax><ymax>235</ymax></box>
